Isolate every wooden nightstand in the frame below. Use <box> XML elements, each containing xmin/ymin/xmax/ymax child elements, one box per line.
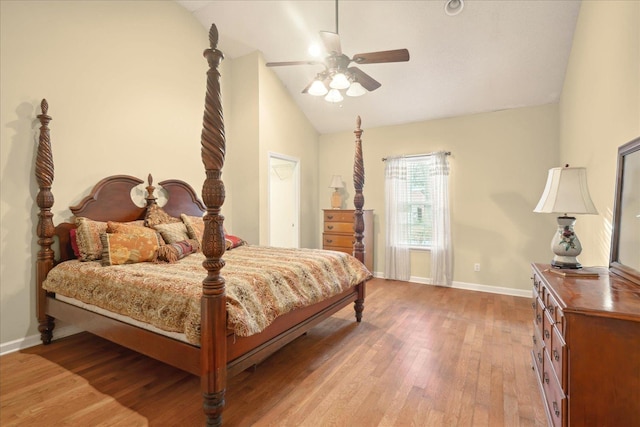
<box><xmin>323</xmin><ymin>209</ymin><xmax>373</xmax><ymax>272</ymax></box>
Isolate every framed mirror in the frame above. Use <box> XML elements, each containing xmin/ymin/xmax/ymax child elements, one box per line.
<box><xmin>610</xmin><ymin>136</ymin><xmax>640</xmax><ymax>285</ymax></box>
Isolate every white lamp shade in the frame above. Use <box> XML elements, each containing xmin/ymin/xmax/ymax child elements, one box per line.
<box><xmin>329</xmin><ymin>72</ymin><xmax>350</xmax><ymax>90</ymax></box>
<box><xmin>534</xmin><ymin>167</ymin><xmax>598</xmax><ymax>214</ymax></box>
<box><xmin>308</xmin><ymin>79</ymin><xmax>328</xmax><ymax>96</ymax></box>
<box><xmin>346</xmin><ymin>81</ymin><xmax>367</xmax><ymax>97</ymax></box>
<box><xmin>329</xmin><ymin>175</ymin><xmax>344</xmax><ymax>189</ymax></box>
<box><xmin>325</xmin><ymin>88</ymin><xmax>344</xmax><ymax>103</ymax></box>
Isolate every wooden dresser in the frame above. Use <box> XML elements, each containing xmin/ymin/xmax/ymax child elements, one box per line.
<box><xmin>323</xmin><ymin>209</ymin><xmax>373</xmax><ymax>272</ymax></box>
<box><xmin>530</xmin><ymin>263</ymin><xmax>640</xmax><ymax>426</ymax></box>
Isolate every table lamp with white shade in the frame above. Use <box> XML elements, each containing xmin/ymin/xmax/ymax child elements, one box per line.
<box><xmin>534</xmin><ymin>165</ymin><xmax>598</xmax><ymax>269</ymax></box>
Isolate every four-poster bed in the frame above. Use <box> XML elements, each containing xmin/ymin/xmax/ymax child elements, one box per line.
<box><xmin>34</xmin><ymin>24</ymin><xmax>371</xmax><ymax>425</ymax></box>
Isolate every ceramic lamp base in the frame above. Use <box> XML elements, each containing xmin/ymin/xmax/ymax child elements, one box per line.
<box><xmin>330</xmin><ymin>189</ymin><xmax>342</xmax><ymax>209</ymax></box>
<box><xmin>550</xmin><ymin>216</ymin><xmax>582</xmax><ymax>269</ymax></box>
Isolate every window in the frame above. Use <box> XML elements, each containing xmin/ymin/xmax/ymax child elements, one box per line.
<box><xmin>403</xmin><ymin>157</ymin><xmax>433</xmax><ymax>248</ymax></box>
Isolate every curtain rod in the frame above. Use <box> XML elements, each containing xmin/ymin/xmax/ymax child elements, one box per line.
<box><xmin>382</xmin><ymin>151</ymin><xmax>451</xmax><ymax>162</ymax></box>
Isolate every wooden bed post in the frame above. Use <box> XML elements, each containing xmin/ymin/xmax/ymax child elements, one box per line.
<box><xmin>352</xmin><ymin>116</ymin><xmax>366</xmax><ymax>322</ymax></box>
<box><xmin>200</xmin><ymin>24</ymin><xmax>227</xmax><ymax>427</ymax></box>
<box><xmin>35</xmin><ymin>99</ymin><xmax>55</xmax><ymax>344</ymax></box>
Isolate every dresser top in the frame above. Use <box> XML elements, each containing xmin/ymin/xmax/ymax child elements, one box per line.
<box><xmin>533</xmin><ymin>263</ymin><xmax>640</xmax><ymax>321</ymax></box>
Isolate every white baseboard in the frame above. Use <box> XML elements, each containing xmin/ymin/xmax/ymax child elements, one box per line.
<box><xmin>372</xmin><ymin>271</ymin><xmax>531</xmax><ymax>298</ymax></box>
<box><xmin>0</xmin><ymin>325</ymin><xmax>83</xmax><ymax>356</ymax></box>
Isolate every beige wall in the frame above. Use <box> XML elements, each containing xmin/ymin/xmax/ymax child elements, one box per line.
<box><xmin>222</xmin><ymin>51</ymin><xmax>320</xmax><ymax>247</ymax></box>
<box><xmin>559</xmin><ymin>0</ymin><xmax>640</xmax><ymax>267</ymax></box>
<box><xmin>319</xmin><ymin>105</ymin><xmax>560</xmax><ymax>292</ymax></box>
<box><xmin>257</xmin><ymin>54</ymin><xmax>320</xmax><ymax>248</ymax></box>
<box><xmin>0</xmin><ymin>1</ymin><xmax>210</xmax><ymax>345</ymax></box>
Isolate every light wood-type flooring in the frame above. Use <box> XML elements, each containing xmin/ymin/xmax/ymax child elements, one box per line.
<box><xmin>1</xmin><ymin>278</ymin><xmax>546</xmax><ymax>426</ymax></box>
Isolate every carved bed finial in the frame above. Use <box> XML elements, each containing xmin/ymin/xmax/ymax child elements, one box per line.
<box><xmin>145</xmin><ymin>174</ymin><xmax>157</xmax><ymax>206</ymax></box>
<box><xmin>36</xmin><ymin>98</ymin><xmax>55</xmax><ymax>343</ymax></box>
<box><xmin>200</xmin><ymin>23</ymin><xmax>227</xmax><ymax>427</ymax></box>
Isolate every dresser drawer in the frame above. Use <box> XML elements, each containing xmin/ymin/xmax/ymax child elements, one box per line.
<box><xmin>323</xmin><ymin>234</ymin><xmax>355</xmax><ymax>248</ymax></box>
<box><xmin>550</xmin><ymin>325</ymin><xmax>566</xmax><ymax>389</ymax></box>
<box><xmin>534</xmin><ymin>296</ymin><xmax>545</xmax><ymax>339</ymax></box>
<box><xmin>324</xmin><ymin>211</ymin><xmax>354</xmax><ymax>222</ymax></box>
<box><xmin>542</xmin><ymin>350</ymin><xmax>566</xmax><ymax>427</ymax></box>
<box><xmin>532</xmin><ymin>323</ymin><xmax>545</xmax><ymax>380</ymax></box>
<box><xmin>545</xmin><ymin>291</ymin><xmax>565</xmax><ymax>335</ymax></box>
<box><xmin>324</xmin><ymin>222</ymin><xmax>353</xmax><ymax>233</ymax></box>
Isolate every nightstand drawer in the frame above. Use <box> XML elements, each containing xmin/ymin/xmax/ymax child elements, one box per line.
<box><xmin>324</xmin><ymin>222</ymin><xmax>353</xmax><ymax>233</ymax></box>
<box><xmin>324</xmin><ymin>211</ymin><xmax>354</xmax><ymax>222</ymax></box>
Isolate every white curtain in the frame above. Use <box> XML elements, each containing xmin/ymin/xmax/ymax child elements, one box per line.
<box><xmin>430</xmin><ymin>152</ymin><xmax>452</xmax><ymax>286</ymax></box>
<box><xmin>384</xmin><ymin>157</ymin><xmax>411</xmax><ymax>281</ymax></box>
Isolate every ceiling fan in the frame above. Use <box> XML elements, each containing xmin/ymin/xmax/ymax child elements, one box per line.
<box><xmin>265</xmin><ymin>0</ymin><xmax>410</xmax><ymax>102</ymax></box>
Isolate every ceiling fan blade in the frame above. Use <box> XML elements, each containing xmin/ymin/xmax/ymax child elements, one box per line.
<box><xmin>348</xmin><ymin>67</ymin><xmax>382</xmax><ymax>91</ymax></box>
<box><xmin>266</xmin><ymin>60</ymin><xmax>323</xmax><ymax>67</ymax></box>
<box><xmin>352</xmin><ymin>49</ymin><xmax>410</xmax><ymax>64</ymax></box>
<box><xmin>320</xmin><ymin>31</ymin><xmax>342</xmax><ymax>55</ymax></box>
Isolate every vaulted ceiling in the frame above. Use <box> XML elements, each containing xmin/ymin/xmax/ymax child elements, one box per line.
<box><xmin>177</xmin><ymin>0</ymin><xmax>581</xmax><ymax>134</ymax></box>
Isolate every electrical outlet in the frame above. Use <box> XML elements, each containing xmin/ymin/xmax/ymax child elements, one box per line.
<box><xmin>474</xmin><ymin>263</ymin><xmax>481</xmax><ymax>272</ymax></box>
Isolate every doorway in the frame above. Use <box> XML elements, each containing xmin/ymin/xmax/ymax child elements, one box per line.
<box><xmin>268</xmin><ymin>153</ymin><xmax>300</xmax><ymax>248</ymax></box>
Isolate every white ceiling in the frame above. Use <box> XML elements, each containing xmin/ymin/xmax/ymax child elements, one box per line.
<box><xmin>177</xmin><ymin>0</ymin><xmax>581</xmax><ymax>134</ymax></box>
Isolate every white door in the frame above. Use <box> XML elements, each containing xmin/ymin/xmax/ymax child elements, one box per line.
<box><xmin>268</xmin><ymin>153</ymin><xmax>300</xmax><ymax>248</ymax></box>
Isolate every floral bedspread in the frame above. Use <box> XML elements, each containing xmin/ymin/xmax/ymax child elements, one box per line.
<box><xmin>42</xmin><ymin>246</ymin><xmax>372</xmax><ymax>344</ymax></box>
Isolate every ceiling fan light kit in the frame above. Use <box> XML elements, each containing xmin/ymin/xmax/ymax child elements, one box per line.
<box><xmin>265</xmin><ymin>0</ymin><xmax>410</xmax><ymax>103</ymax></box>
<box><xmin>325</xmin><ymin>88</ymin><xmax>344</xmax><ymax>103</ymax></box>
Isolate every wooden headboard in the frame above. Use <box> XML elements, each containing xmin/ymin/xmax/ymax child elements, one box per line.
<box><xmin>51</xmin><ymin>173</ymin><xmax>205</xmax><ymax>263</ymax></box>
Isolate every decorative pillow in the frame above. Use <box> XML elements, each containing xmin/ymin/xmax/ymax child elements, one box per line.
<box><xmin>145</xmin><ymin>204</ymin><xmax>180</xmax><ymax>228</ymax></box>
<box><xmin>225</xmin><ymin>234</ymin><xmax>247</xmax><ymax>250</ymax></box>
<box><xmin>75</xmin><ymin>218</ymin><xmax>146</xmax><ymax>261</ymax></box>
<box><xmin>75</xmin><ymin>217</ymin><xmax>108</xmax><ymax>261</ymax></box>
<box><xmin>153</xmin><ymin>221</ymin><xmax>190</xmax><ymax>244</ymax></box>
<box><xmin>156</xmin><ymin>239</ymin><xmax>200</xmax><ymax>263</ymax></box>
<box><xmin>181</xmin><ymin>214</ymin><xmax>205</xmax><ymax>246</ymax></box>
<box><xmin>100</xmin><ymin>232</ymin><xmax>161</xmax><ymax>266</ymax></box>
<box><xmin>107</xmin><ymin>221</ymin><xmax>161</xmax><ymax>242</ymax></box>
<box><xmin>69</xmin><ymin>228</ymin><xmax>80</xmax><ymax>258</ymax></box>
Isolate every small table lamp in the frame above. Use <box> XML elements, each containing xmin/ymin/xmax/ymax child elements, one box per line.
<box><xmin>329</xmin><ymin>175</ymin><xmax>344</xmax><ymax>209</ymax></box>
<box><xmin>534</xmin><ymin>165</ymin><xmax>598</xmax><ymax>269</ymax></box>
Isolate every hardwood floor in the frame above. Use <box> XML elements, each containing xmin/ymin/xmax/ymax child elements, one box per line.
<box><xmin>1</xmin><ymin>278</ymin><xmax>546</xmax><ymax>426</ymax></box>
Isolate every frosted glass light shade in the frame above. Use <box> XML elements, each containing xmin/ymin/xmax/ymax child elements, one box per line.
<box><xmin>308</xmin><ymin>80</ymin><xmax>328</xmax><ymax>96</ymax></box>
<box><xmin>329</xmin><ymin>73</ymin><xmax>350</xmax><ymax>90</ymax></box>
<box><xmin>346</xmin><ymin>81</ymin><xmax>367</xmax><ymax>97</ymax></box>
<box><xmin>325</xmin><ymin>88</ymin><xmax>343</xmax><ymax>103</ymax></box>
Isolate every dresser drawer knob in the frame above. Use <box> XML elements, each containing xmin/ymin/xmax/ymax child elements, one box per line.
<box><xmin>548</xmin><ymin>306</ymin><xmax>555</xmax><ymax>315</ymax></box>
<box><xmin>544</xmin><ymin>330</ymin><xmax>550</xmax><ymax>339</ymax></box>
<box><xmin>326</xmin><ymin>239</ymin><xmax>333</xmax><ymax>243</ymax></box>
<box><xmin>327</xmin><ymin>225</ymin><xmax>334</xmax><ymax>230</ymax></box>
<box><xmin>531</xmin><ymin>302</ymin><xmax>536</xmax><ymax>309</ymax></box>
<box><xmin>536</xmin><ymin>314</ymin><xmax>542</xmax><ymax>324</ymax></box>
<box><xmin>537</xmin><ymin>352</ymin><xmax>543</xmax><ymax>364</ymax></box>
<box><xmin>553</xmin><ymin>349</ymin><xmax>560</xmax><ymax>361</ymax></box>
<box><xmin>327</xmin><ymin>215</ymin><xmax>334</xmax><ymax>219</ymax></box>
<box><xmin>553</xmin><ymin>401</ymin><xmax>560</xmax><ymax>417</ymax></box>
<box><xmin>543</xmin><ymin>372</ymin><xmax>549</xmax><ymax>384</ymax></box>
<box><xmin>532</xmin><ymin>335</ymin><xmax>537</xmax><ymax>345</ymax></box>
